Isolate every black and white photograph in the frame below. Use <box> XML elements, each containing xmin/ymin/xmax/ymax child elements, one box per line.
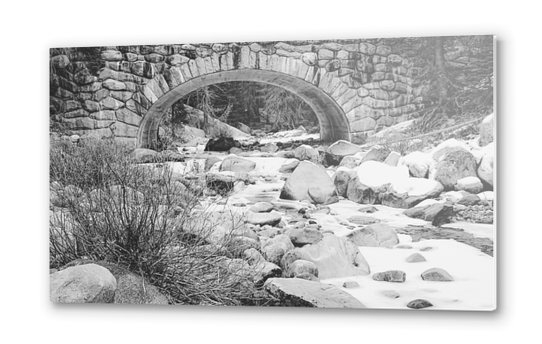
<box><xmin>7</xmin><ymin>0</ymin><xmax>542</xmax><ymax>342</ymax></box>
<box><xmin>49</xmin><ymin>35</ymin><xmax>495</xmax><ymax>311</ymax></box>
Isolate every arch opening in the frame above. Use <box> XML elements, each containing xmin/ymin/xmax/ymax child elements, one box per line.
<box><xmin>137</xmin><ymin>69</ymin><xmax>350</xmax><ymax>149</ymax></box>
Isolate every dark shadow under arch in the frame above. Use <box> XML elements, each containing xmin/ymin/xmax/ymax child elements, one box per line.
<box><xmin>137</xmin><ymin>69</ymin><xmax>351</xmax><ymax>148</ymax></box>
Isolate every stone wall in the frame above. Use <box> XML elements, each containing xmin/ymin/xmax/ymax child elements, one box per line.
<box><xmin>50</xmin><ymin>39</ymin><xmax>422</xmax><ymax>146</ymax></box>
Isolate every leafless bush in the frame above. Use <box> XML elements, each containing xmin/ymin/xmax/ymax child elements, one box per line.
<box><xmin>50</xmin><ymin>139</ymin><xmax>274</xmax><ymax>306</ymax></box>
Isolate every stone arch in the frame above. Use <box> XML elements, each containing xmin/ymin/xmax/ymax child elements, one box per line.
<box><xmin>137</xmin><ymin>69</ymin><xmax>350</xmax><ymax>148</ymax></box>
<box><xmin>51</xmin><ymin>41</ymin><xmax>420</xmax><ymax>146</ymax></box>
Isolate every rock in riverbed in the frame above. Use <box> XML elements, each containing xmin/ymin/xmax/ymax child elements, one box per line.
<box><xmin>280</xmin><ymin>161</ymin><xmax>339</xmax><ymax>205</ymax></box>
<box><xmin>264</xmin><ymin>278</ymin><xmax>366</xmax><ymax>308</ymax></box>
<box><xmin>50</xmin><ymin>264</ymin><xmax>117</xmax><ymax>303</ymax></box>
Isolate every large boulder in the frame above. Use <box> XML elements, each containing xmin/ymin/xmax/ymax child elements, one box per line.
<box><xmin>261</xmin><ymin>142</ymin><xmax>279</xmax><ymax>153</ymax></box>
<box><xmin>252</xmin><ymin>261</ymin><xmax>282</xmax><ymax>286</ymax></box>
<box><xmin>264</xmin><ymin>278</ymin><xmax>366</xmax><ymax>308</ymax></box>
<box><xmin>62</xmin><ymin>260</ymin><xmax>168</xmax><ymax>304</ymax></box>
<box><xmin>345</xmin><ymin>223</ymin><xmax>399</xmax><ymax>247</ymax></box>
<box><xmin>263</xmin><ymin>242</ymin><xmax>291</xmax><ymax>265</ymax></box>
<box><xmin>479</xmin><ymin>113</ymin><xmax>494</xmax><ymax>147</ymax></box>
<box><xmin>286</xmin><ymin>228</ymin><xmax>324</xmax><ymax>247</ymax></box>
<box><xmin>399</xmin><ymin>151</ymin><xmax>433</xmax><ymax>178</ymax></box>
<box><xmin>384</xmin><ymin>151</ymin><xmax>401</xmax><ymax>166</ymax></box>
<box><xmin>246</xmin><ymin>211</ymin><xmax>283</xmax><ymax>226</ymax></box>
<box><xmin>431</xmin><ymin>139</ymin><xmax>471</xmax><ymax>162</ymax></box>
<box><xmin>346</xmin><ymin>161</ymin><xmax>409</xmax><ymax>204</ymax></box>
<box><xmin>50</xmin><ymin>264</ymin><xmax>117</xmax><ymax>303</ymax></box>
<box><xmin>284</xmin><ymin>260</ymin><xmax>319</xmax><ymax>278</ymax></box>
<box><xmin>346</xmin><ymin>176</ymin><xmax>378</xmax><ymax>204</ymax></box>
<box><xmin>339</xmin><ymin>155</ymin><xmax>363</xmax><ymax>169</ymax></box>
<box><xmin>280</xmin><ymin>161</ymin><xmax>339</xmax><ymax>205</ymax></box>
<box><xmin>293</xmin><ymin>144</ymin><xmax>320</xmax><ymax>162</ymax></box>
<box><xmin>477</xmin><ymin>142</ymin><xmax>494</xmax><ymax>188</ymax></box>
<box><xmin>278</xmin><ymin>159</ymin><xmax>300</xmax><ymax>173</ymax></box>
<box><xmin>262</xmin><ymin>235</ymin><xmax>295</xmax><ymax>265</ymax></box>
<box><xmin>403</xmin><ymin>201</ymin><xmax>455</xmax><ymax>226</ymax></box>
<box><xmin>249</xmin><ymin>202</ymin><xmax>274</xmax><ymax>213</ymax></box>
<box><xmin>204</xmin><ymin>137</ymin><xmax>239</xmax><ymax>152</ymax></box>
<box><xmin>205</xmin><ymin>171</ymin><xmax>240</xmax><ymax>195</ymax></box>
<box><xmin>282</xmin><ymin>234</ymin><xmax>370</xmax><ymax>279</ymax></box>
<box><xmin>455</xmin><ymin>176</ymin><xmax>484</xmax><ymax>194</ymax></box>
<box><xmin>381</xmin><ymin>178</ymin><xmax>444</xmax><ymax>209</ymax></box>
<box><xmin>356</xmin><ymin>161</ymin><xmax>410</xmax><ymax>189</ymax></box>
<box><xmin>219</xmin><ymin>155</ymin><xmax>256</xmax><ymax>173</ymax></box>
<box><xmin>332</xmin><ymin>167</ymin><xmax>356</xmax><ymax>197</ymax></box>
<box><xmin>328</xmin><ymin>140</ymin><xmax>362</xmax><ymax>158</ymax></box>
<box><xmin>360</xmin><ymin>145</ymin><xmax>391</xmax><ymax>163</ymax></box>
<box><xmin>204</xmin><ymin>156</ymin><xmax>222</xmax><ymax>171</ymax></box>
<box><xmin>431</xmin><ymin>149</ymin><xmax>477</xmax><ymax>190</ymax></box>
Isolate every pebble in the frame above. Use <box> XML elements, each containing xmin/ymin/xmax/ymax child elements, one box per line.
<box><xmin>382</xmin><ymin>290</ymin><xmax>400</xmax><ymax>299</ymax></box>
<box><xmin>372</xmin><ymin>270</ymin><xmax>406</xmax><ymax>283</ymax></box>
<box><xmin>421</xmin><ymin>268</ymin><xmax>454</xmax><ymax>281</ymax></box>
<box><xmin>342</xmin><ymin>281</ymin><xmax>360</xmax><ymax>288</ymax></box>
<box><xmin>406</xmin><ymin>253</ymin><xmax>427</xmax><ymax>263</ymax></box>
<box><xmin>407</xmin><ymin>299</ymin><xmax>433</xmax><ymax>309</ymax></box>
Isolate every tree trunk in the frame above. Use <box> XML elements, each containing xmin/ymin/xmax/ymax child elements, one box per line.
<box><xmin>434</xmin><ymin>37</ymin><xmax>448</xmax><ymax>102</ymax></box>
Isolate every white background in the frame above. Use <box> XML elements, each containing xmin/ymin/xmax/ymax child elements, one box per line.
<box><xmin>1</xmin><ymin>0</ymin><xmax>538</xmax><ymax>342</ymax></box>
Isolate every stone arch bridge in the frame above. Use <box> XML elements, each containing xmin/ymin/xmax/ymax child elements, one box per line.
<box><xmin>50</xmin><ymin>39</ymin><xmax>422</xmax><ymax>148</ymax></box>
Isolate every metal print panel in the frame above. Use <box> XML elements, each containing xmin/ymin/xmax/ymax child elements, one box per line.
<box><xmin>49</xmin><ymin>36</ymin><xmax>496</xmax><ymax>310</ymax></box>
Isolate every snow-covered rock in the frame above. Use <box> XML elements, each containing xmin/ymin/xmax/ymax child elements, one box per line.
<box><xmin>332</xmin><ymin>167</ymin><xmax>356</xmax><ymax>197</ymax></box>
<box><xmin>339</xmin><ymin>155</ymin><xmax>363</xmax><ymax>169</ymax></box>
<box><xmin>264</xmin><ymin>278</ymin><xmax>366</xmax><ymax>308</ymax></box>
<box><xmin>441</xmin><ymin>191</ymin><xmax>465</xmax><ymax>202</ymax></box>
<box><xmin>286</xmin><ymin>228</ymin><xmax>324</xmax><ymax>247</ymax></box>
<box><xmin>346</xmin><ymin>223</ymin><xmax>399</xmax><ymax>247</ymax></box>
<box><xmin>356</xmin><ymin>161</ymin><xmax>410</xmax><ymax>188</ymax></box>
<box><xmin>261</xmin><ymin>142</ymin><xmax>279</xmax><ymax>153</ymax></box>
<box><xmin>403</xmin><ymin>202</ymin><xmax>455</xmax><ymax>226</ymax></box>
<box><xmin>246</xmin><ymin>211</ymin><xmax>283</xmax><ymax>226</ymax></box>
<box><xmin>283</xmin><ymin>234</ymin><xmax>370</xmax><ymax>278</ymax></box>
<box><xmin>399</xmin><ymin>151</ymin><xmax>433</xmax><ymax>178</ymax></box>
<box><xmin>381</xmin><ymin>178</ymin><xmax>444</xmax><ymax>208</ymax></box>
<box><xmin>477</xmin><ymin>191</ymin><xmax>495</xmax><ymax>202</ymax></box>
<box><xmin>416</xmin><ymin>199</ymin><xmax>445</xmax><ymax>207</ymax></box>
<box><xmin>278</xmin><ymin>159</ymin><xmax>300</xmax><ymax>173</ymax></box>
<box><xmin>249</xmin><ymin>202</ymin><xmax>274</xmax><ymax>213</ymax></box>
<box><xmin>345</xmin><ymin>162</ymin><xmax>409</xmax><ymax>205</ymax></box>
<box><xmin>360</xmin><ymin>145</ymin><xmax>391</xmax><ymax>164</ymax></box>
<box><xmin>477</xmin><ymin>142</ymin><xmax>494</xmax><ymax>188</ymax></box>
<box><xmin>431</xmin><ymin>138</ymin><xmax>471</xmax><ymax>162</ymax></box>
<box><xmin>284</xmin><ymin>260</ymin><xmax>319</xmax><ymax>278</ymax></box>
<box><xmin>431</xmin><ymin>149</ymin><xmax>477</xmax><ymax>190</ymax></box>
<box><xmin>328</xmin><ymin>140</ymin><xmax>362</xmax><ymax>157</ymax></box>
<box><xmin>479</xmin><ymin>113</ymin><xmax>494</xmax><ymax>147</ymax></box>
<box><xmin>293</xmin><ymin>144</ymin><xmax>320</xmax><ymax>162</ymax></box>
<box><xmin>219</xmin><ymin>155</ymin><xmax>256</xmax><ymax>173</ymax></box>
<box><xmin>456</xmin><ymin>176</ymin><xmax>484</xmax><ymax>194</ymax></box>
<box><xmin>384</xmin><ymin>151</ymin><xmax>401</xmax><ymax>166</ymax></box>
<box><xmin>280</xmin><ymin>161</ymin><xmax>339</xmax><ymax>205</ymax></box>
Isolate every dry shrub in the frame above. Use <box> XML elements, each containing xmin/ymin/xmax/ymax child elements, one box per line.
<box><xmin>50</xmin><ymin>138</ymin><xmax>274</xmax><ymax>306</ymax></box>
